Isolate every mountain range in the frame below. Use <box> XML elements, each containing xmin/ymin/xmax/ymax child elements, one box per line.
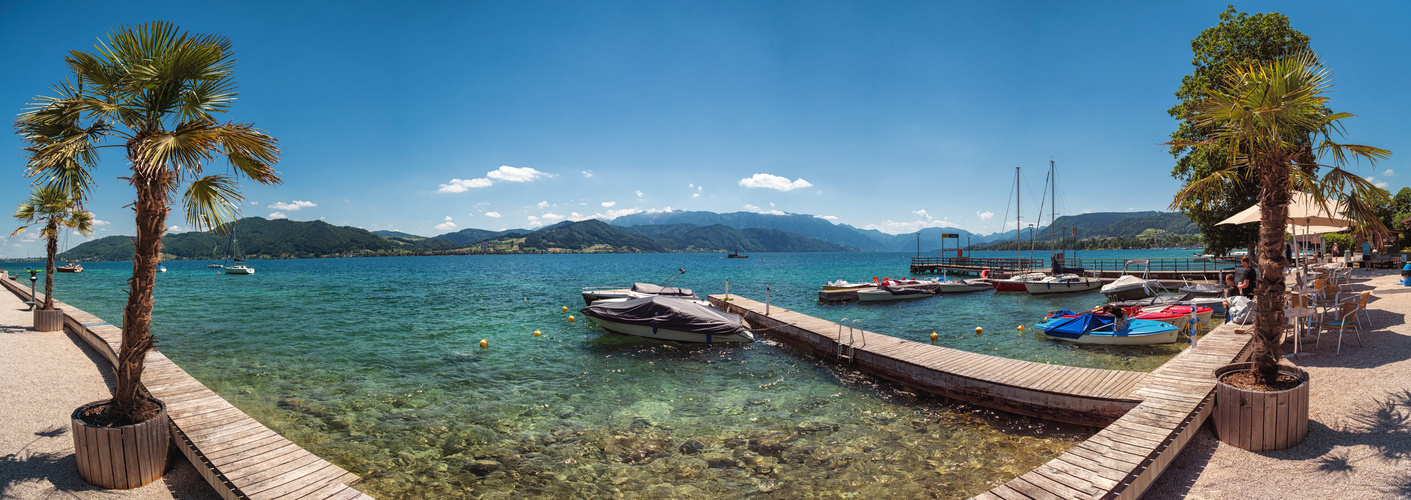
<box><xmin>57</xmin><ymin>210</ymin><xmax>1195</xmax><ymax>261</ymax></box>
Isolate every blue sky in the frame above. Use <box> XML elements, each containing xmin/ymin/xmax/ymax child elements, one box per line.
<box><xmin>1</xmin><ymin>1</ymin><xmax>1408</xmax><ymax>257</ymax></box>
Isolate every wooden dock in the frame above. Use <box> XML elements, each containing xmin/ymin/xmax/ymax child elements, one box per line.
<box><xmin>912</xmin><ymin>256</ymin><xmax>1230</xmax><ymax>282</ymax></box>
<box><xmin>709</xmin><ymin>293</ymin><xmax>1255</xmax><ymax>499</ymax></box>
<box><xmin>2</xmin><ymin>275</ymin><xmax>373</xmax><ymax>500</ymax></box>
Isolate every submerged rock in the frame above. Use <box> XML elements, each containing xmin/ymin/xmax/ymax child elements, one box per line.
<box><xmin>462</xmin><ymin>460</ymin><xmax>502</xmax><ymax>477</ymax></box>
<box><xmin>678</xmin><ymin>440</ymin><xmax>705</xmax><ymax>455</ymax></box>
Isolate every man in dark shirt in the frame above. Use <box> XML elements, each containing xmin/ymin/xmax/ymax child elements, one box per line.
<box><xmin>1225</xmin><ymin>255</ymin><xmax>1257</xmax><ymax>299</ymax></box>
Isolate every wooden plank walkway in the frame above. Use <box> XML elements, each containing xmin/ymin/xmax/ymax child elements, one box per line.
<box><xmin>1</xmin><ymin>275</ymin><xmax>373</xmax><ymax>500</ymax></box>
<box><xmin>709</xmin><ymin>293</ymin><xmax>1254</xmax><ymax>500</ymax></box>
<box><xmin>708</xmin><ymin>295</ymin><xmax>1149</xmax><ymax>426</ymax></box>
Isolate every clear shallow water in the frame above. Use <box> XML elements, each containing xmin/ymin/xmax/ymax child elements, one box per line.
<box><xmin>12</xmin><ymin>250</ymin><xmax>1199</xmax><ymax>499</ymax></box>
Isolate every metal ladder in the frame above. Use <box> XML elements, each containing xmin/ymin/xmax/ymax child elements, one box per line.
<box><xmin>836</xmin><ymin>318</ymin><xmax>865</xmax><ymax>363</ymax></box>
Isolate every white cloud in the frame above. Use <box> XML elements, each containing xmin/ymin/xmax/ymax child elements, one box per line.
<box><xmin>438</xmin><ymin>178</ymin><xmax>493</xmax><ymax>193</ymax></box>
<box><xmin>691</xmin><ymin>185</ymin><xmax>703</xmax><ymax>198</ymax></box>
<box><xmin>167</xmin><ymin>225</ymin><xmax>187</xmax><ymax>233</ymax></box>
<box><xmin>977</xmin><ymin>211</ymin><xmax>994</xmax><ymax>221</ymax></box>
<box><xmin>913</xmin><ymin>209</ymin><xmax>932</xmax><ymax>220</ymax></box>
<box><xmin>692</xmin><ymin>193</ymin><xmax>701</xmax><ymax>198</ymax></box>
<box><xmin>527</xmin><ymin>215</ymin><xmax>542</xmax><ymax>228</ymax></box>
<box><xmin>269</xmin><ymin>200</ymin><xmax>316</xmax><ymax>211</ymax></box>
<box><xmin>435</xmin><ymin>221</ymin><xmax>457</xmax><ymax>230</ymax></box>
<box><xmin>635</xmin><ymin>190</ymin><xmax>644</xmax><ymax>198</ymax></box>
<box><xmin>1385</xmin><ymin>169</ymin><xmax>1396</xmax><ymax>177</ymax></box>
<box><xmin>738</xmin><ymin>173</ymin><xmax>813</xmax><ymax>192</ymax></box>
<box><xmin>743</xmin><ymin>204</ymin><xmax>785</xmax><ymax>216</ymax></box>
<box><xmin>268</xmin><ymin>212</ymin><xmax>287</xmax><ymax>220</ymax></box>
<box><xmin>1083</xmin><ymin>209</ymin><xmax>1093</xmax><ymax>214</ymax></box>
<box><xmin>861</xmin><ymin>219</ymin><xmax>961</xmax><ymax>234</ymax></box>
<box><xmin>485</xmin><ymin>212</ymin><xmax>502</xmax><ymax>218</ymax></box>
<box><xmin>249</xmin><ymin>201</ymin><xmax>259</xmax><ymax>206</ymax></box>
<box><xmin>537</xmin><ymin>200</ymin><xmax>550</xmax><ymax>209</ymax></box>
<box><xmin>445</xmin><ymin>216</ymin><xmax>454</xmax><ymax>220</ymax></box>
<box><xmin>815</xmin><ymin>215</ymin><xmax>839</xmax><ymax>221</ymax></box>
<box><xmin>1368</xmin><ymin>176</ymin><xmax>1389</xmax><ymax>188</ymax></box>
<box><xmin>581</xmin><ymin>170</ymin><xmax>594</xmax><ymax>178</ymax></box>
<box><xmin>602</xmin><ymin>201</ymin><xmax>616</xmax><ymax>208</ymax></box>
<box><xmin>487</xmin><ymin>165</ymin><xmax>549</xmax><ymax>182</ymax></box>
<box><xmin>91</xmin><ymin>218</ymin><xmax>110</xmax><ymax>226</ymax></box>
<box><xmin>542</xmin><ymin>213</ymin><xmax>565</xmax><ymax>223</ymax></box>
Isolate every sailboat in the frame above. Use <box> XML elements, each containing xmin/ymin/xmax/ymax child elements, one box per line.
<box><xmin>992</xmin><ymin>167</ymin><xmax>1046</xmax><ymax>291</ymax></box>
<box><xmin>1024</xmin><ymin>159</ymin><xmax>1101</xmax><ymax>294</ymax></box>
<box><xmin>224</xmin><ymin>226</ymin><xmax>254</xmax><ymax>275</ymax></box>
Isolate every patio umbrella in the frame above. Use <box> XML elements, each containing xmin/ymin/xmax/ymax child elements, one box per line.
<box><xmin>1217</xmin><ymin>191</ymin><xmax>1353</xmax><ymax>272</ymax></box>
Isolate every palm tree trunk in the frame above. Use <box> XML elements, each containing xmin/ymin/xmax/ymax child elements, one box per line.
<box><xmin>1252</xmin><ymin>155</ymin><xmax>1291</xmax><ymax>383</ymax></box>
<box><xmin>111</xmin><ymin>166</ymin><xmax>170</xmax><ymax>422</ymax></box>
<box><xmin>43</xmin><ymin>219</ymin><xmax>57</xmax><ymax>310</ymax></box>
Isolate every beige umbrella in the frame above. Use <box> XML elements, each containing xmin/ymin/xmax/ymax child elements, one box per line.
<box><xmin>1218</xmin><ymin>191</ymin><xmax>1352</xmax><ymax>270</ymax></box>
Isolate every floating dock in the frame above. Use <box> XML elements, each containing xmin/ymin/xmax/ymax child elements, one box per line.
<box><xmin>709</xmin><ymin>293</ymin><xmax>1254</xmax><ymax>499</ymax></box>
<box><xmin>912</xmin><ymin>256</ymin><xmax>1229</xmax><ymax>282</ymax></box>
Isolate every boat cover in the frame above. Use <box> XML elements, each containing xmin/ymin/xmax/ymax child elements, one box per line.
<box><xmin>580</xmin><ymin>296</ymin><xmax>748</xmax><ymax>337</ymax></box>
<box><xmin>1042</xmin><ymin>313</ymin><xmax>1114</xmax><ymax>339</ymax></box>
<box><xmin>1102</xmin><ymin>275</ymin><xmax>1150</xmax><ymax>292</ymax></box>
<box><xmin>630</xmin><ymin>282</ymin><xmax>695</xmax><ymax>297</ymax></box>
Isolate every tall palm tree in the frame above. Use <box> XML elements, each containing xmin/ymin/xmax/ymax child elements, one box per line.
<box><xmin>12</xmin><ymin>186</ymin><xmax>94</xmax><ymax>310</ymax></box>
<box><xmin>15</xmin><ymin>22</ymin><xmax>280</xmax><ymax>424</ymax></box>
<box><xmin>1173</xmin><ymin>52</ymin><xmax>1389</xmax><ymax>383</ymax></box>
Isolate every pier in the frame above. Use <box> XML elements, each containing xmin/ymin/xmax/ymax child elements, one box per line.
<box><xmin>710</xmin><ymin>293</ymin><xmax>1254</xmax><ymax>499</ymax></box>
<box><xmin>911</xmin><ymin>256</ymin><xmax>1232</xmax><ymax>282</ymax></box>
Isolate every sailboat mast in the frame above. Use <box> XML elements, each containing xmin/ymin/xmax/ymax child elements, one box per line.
<box><xmin>1014</xmin><ymin>167</ymin><xmax>1021</xmax><ymax>265</ymax></box>
<box><xmin>1050</xmin><ymin>159</ymin><xmax>1056</xmax><ymax>252</ymax></box>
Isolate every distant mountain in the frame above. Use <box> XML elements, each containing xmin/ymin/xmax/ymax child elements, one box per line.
<box><xmin>981</xmin><ymin>212</ymin><xmax>1198</xmax><ymax>244</ymax></box>
<box><xmin>434</xmin><ymin>228</ymin><xmax>527</xmax><ymax>245</ymax></box>
<box><xmin>628</xmin><ymin>224</ymin><xmax>855</xmax><ymax>252</ymax></box>
<box><xmin>62</xmin><ymin>217</ymin><xmax>397</xmax><ymax>261</ymax></box>
<box><xmin>372</xmin><ymin>230</ymin><xmax>422</xmax><ymax>238</ymax></box>
<box><xmin>613</xmin><ymin>211</ymin><xmax>990</xmax><ymax>252</ymax></box>
<box><xmin>496</xmin><ymin>219</ymin><xmax>666</xmax><ymax>252</ymax></box>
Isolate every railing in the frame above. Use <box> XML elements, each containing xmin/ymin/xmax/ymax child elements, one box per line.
<box><xmin>1065</xmin><ymin>258</ymin><xmax>1236</xmax><ymax>273</ymax></box>
<box><xmin>910</xmin><ymin>257</ymin><xmax>1045</xmax><ymax>273</ymax></box>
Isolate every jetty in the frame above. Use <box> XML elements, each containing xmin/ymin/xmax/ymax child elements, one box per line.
<box><xmin>1</xmin><ymin>275</ymin><xmax>373</xmax><ymax>500</ymax></box>
<box><xmin>911</xmin><ymin>256</ymin><xmax>1231</xmax><ymax>282</ymax></box>
<box><xmin>709</xmin><ymin>293</ymin><xmax>1254</xmax><ymax>499</ymax></box>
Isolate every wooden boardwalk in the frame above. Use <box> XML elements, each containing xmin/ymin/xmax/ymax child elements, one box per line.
<box><xmin>2</xmin><ymin>276</ymin><xmax>373</xmax><ymax>500</ymax></box>
<box><xmin>708</xmin><ymin>295</ymin><xmax>1149</xmax><ymax>426</ymax></box>
<box><xmin>709</xmin><ymin>293</ymin><xmax>1254</xmax><ymax>500</ymax></box>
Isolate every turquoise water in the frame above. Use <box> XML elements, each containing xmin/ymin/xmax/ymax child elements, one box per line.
<box><xmin>13</xmin><ymin>250</ymin><xmax>1199</xmax><ymax>498</ymax></box>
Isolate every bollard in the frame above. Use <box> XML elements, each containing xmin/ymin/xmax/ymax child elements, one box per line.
<box><xmin>765</xmin><ymin>285</ymin><xmax>770</xmax><ymax>316</ymax></box>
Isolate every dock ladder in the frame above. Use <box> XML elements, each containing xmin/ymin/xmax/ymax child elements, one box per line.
<box><xmin>836</xmin><ymin>318</ymin><xmax>866</xmax><ymax>363</ymax></box>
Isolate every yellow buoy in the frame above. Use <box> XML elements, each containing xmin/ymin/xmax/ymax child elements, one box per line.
<box><xmin>930</xmin><ymin>331</ymin><xmax>938</xmax><ymax>342</ymax></box>
<box><xmin>568</xmin><ymin>315</ymin><xmax>576</xmax><ymax>322</ymax></box>
<box><xmin>479</xmin><ymin>339</ymin><xmax>488</xmax><ymax>348</ymax></box>
<box><xmin>1017</xmin><ymin>325</ymin><xmax>1025</xmax><ymax>331</ymax></box>
<box><xmin>561</xmin><ymin>306</ymin><xmax>568</xmax><ymax>312</ymax></box>
<box><xmin>974</xmin><ymin>327</ymin><xmax>983</xmax><ymax>335</ymax></box>
<box><xmin>534</xmin><ymin>329</ymin><xmax>542</xmax><ymax>336</ymax></box>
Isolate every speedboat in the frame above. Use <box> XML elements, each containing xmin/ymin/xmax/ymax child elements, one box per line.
<box><xmin>822</xmin><ymin>279</ymin><xmax>873</xmax><ymax>290</ymax></box>
<box><xmin>580</xmin><ymin>296</ymin><xmax>754</xmax><ymax>344</ymax></box>
<box><xmin>1024</xmin><ymin>274</ymin><xmax>1103</xmax><ymax>294</ymax></box>
<box><xmin>225</xmin><ymin>265</ymin><xmax>254</xmax><ymax>275</ymax></box>
<box><xmin>933</xmin><ymin>279</ymin><xmax>994</xmax><ymax>294</ymax></box>
<box><xmin>56</xmin><ymin>262</ymin><xmax>82</xmax><ymax>273</ymax></box>
<box><xmin>856</xmin><ymin>285</ymin><xmax>933</xmax><ymax>302</ymax></box>
<box><xmin>582</xmin><ymin>268</ymin><xmax>696</xmax><ymax>305</ymax></box>
<box><xmin>1132</xmin><ymin>305</ymin><xmax>1214</xmax><ymax>329</ymax></box>
<box><xmin>207</xmin><ymin>263</ymin><xmax>225</xmax><ymax>269</ymax></box>
<box><xmin>1177</xmin><ymin>275</ymin><xmax>1223</xmax><ymax>298</ymax></box>
<box><xmin>1100</xmin><ymin>259</ymin><xmax>1164</xmax><ymax>301</ymax></box>
<box><xmin>992</xmin><ymin>272</ymin><xmax>1047</xmax><ymax>292</ymax></box>
<box><xmin>1039</xmin><ymin>312</ymin><xmax>1180</xmax><ymax>345</ymax></box>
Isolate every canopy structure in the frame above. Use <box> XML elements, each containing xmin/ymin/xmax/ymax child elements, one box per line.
<box><xmin>1218</xmin><ymin>191</ymin><xmax>1351</xmax><ymax>270</ymax></box>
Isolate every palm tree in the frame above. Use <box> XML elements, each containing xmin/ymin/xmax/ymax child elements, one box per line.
<box><xmin>15</xmin><ymin>22</ymin><xmax>280</xmax><ymax>424</ymax></box>
<box><xmin>1173</xmin><ymin>52</ymin><xmax>1389</xmax><ymax>383</ymax></box>
<box><xmin>12</xmin><ymin>186</ymin><xmax>94</xmax><ymax>310</ymax></box>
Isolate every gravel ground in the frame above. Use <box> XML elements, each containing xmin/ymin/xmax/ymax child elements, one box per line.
<box><xmin>1148</xmin><ymin>267</ymin><xmax>1411</xmax><ymax>499</ymax></box>
<box><xmin>0</xmin><ymin>285</ymin><xmax>218</xmax><ymax>500</ymax></box>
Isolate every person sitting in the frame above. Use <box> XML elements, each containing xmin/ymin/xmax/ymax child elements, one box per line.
<box><xmin>1225</xmin><ymin>255</ymin><xmax>1257</xmax><ymax>299</ymax></box>
<box><xmin>1097</xmin><ymin>304</ymin><xmax>1127</xmax><ymax>331</ymax></box>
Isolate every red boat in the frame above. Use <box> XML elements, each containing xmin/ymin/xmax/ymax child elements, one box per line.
<box><xmin>991</xmin><ymin>272</ymin><xmax>1047</xmax><ymax>292</ymax></box>
<box><xmin>1045</xmin><ymin>305</ymin><xmax>1214</xmax><ymax>329</ymax></box>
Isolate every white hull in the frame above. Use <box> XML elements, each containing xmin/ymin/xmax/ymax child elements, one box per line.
<box><xmin>1025</xmin><ymin>277</ymin><xmax>1103</xmax><ymax>294</ymax></box>
<box><xmin>933</xmin><ymin>281</ymin><xmax>993</xmax><ymax>293</ymax></box>
<box><xmin>586</xmin><ymin>317</ymin><xmax>754</xmax><ymax>343</ymax></box>
<box><xmin>225</xmin><ymin>266</ymin><xmax>254</xmax><ymax>275</ymax></box>
<box><xmin>1045</xmin><ymin>329</ymin><xmax>1179</xmax><ymax>345</ymax></box>
<box><xmin>856</xmin><ymin>289</ymin><xmax>932</xmax><ymax>302</ymax></box>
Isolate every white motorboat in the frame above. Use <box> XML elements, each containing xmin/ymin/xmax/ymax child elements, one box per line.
<box><xmin>857</xmin><ymin>285</ymin><xmax>933</xmax><ymax>302</ymax></box>
<box><xmin>992</xmin><ymin>272</ymin><xmax>1047</xmax><ymax>292</ymax></box>
<box><xmin>822</xmin><ymin>279</ymin><xmax>872</xmax><ymax>290</ymax></box>
<box><xmin>933</xmin><ymin>279</ymin><xmax>994</xmax><ymax>294</ymax></box>
<box><xmin>225</xmin><ymin>264</ymin><xmax>254</xmax><ymax>275</ymax></box>
<box><xmin>582</xmin><ymin>268</ymin><xmax>696</xmax><ymax>305</ymax></box>
<box><xmin>580</xmin><ymin>296</ymin><xmax>754</xmax><ymax>344</ymax></box>
<box><xmin>1024</xmin><ymin>274</ymin><xmax>1103</xmax><ymax>294</ymax></box>
<box><xmin>1101</xmin><ymin>260</ymin><xmax>1164</xmax><ymax>301</ymax></box>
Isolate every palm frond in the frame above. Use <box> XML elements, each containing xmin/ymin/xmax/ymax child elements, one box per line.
<box><xmin>182</xmin><ymin>175</ymin><xmax>245</xmax><ymax>232</ymax></box>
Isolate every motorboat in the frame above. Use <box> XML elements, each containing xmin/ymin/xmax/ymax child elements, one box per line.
<box><xmin>579</xmin><ymin>296</ymin><xmax>754</xmax><ymax>344</ymax></box>
<box><xmin>1101</xmin><ymin>259</ymin><xmax>1164</xmax><ymax>301</ymax></box>
<box><xmin>1024</xmin><ymin>274</ymin><xmax>1103</xmax><ymax>294</ymax></box>
<box><xmin>1131</xmin><ymin>305</ymin><xmax>1214</xmax><ymax>329</ymax></box>
<box><xmin>581</xmin><ymin>268</ymin><xmax>696</xmax><ymax>305</ymax></box>
<box><xmin>933</xmin><ymin>279</ymin><xmax>994</xmax><ymax>294</ymax></box>
<box><xmin>1177</xmin><ymin>275</ymin><xmax>1223</xmax><ymax>298</ymax></box>
<box><xmin>56</xmin><ymin>262</ymin><xmax>82</xmax><ymax>273</ymax></box>
<box><xmin>225</xmin><ymin>264</ymin><xmax>254</xmax><ymax>275</ymax></box>
<box><xmin>992</xmin><ymin>272</ymin><xmax>1047</xmax><ymax>292</ymax></box>
<box><xmin>727</xmin><ymin>251</ymin><xmax>749</xmax><ymax>259</ymax></box>
<box><xmin>822</xmin><ymin>279</ymin><xmax>872</xmax><ymax>290</ymax></box>
<box><xmin>856</xmin><ymin>285</ymin><xmax>933</xmax><ymax>302</ymax></box>
<box><xmin>1039</xmin><ymin>312</ymin><xmax>1180</xmax><ymax>345</ymax></box>
<box><xmin>207</xmin><ymin>263</ymin><xmax>225</xmax><ymax>269</ymax></box>
<box><xmin>1109</xmin><ymin>292</ymin><xmax>1226</xmax><ymax>315</ymax></box>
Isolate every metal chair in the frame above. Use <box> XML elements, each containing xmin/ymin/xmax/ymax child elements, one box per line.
<box><xmin>1353</xmin><ymin>291</ymin><xmax>1372</xmax><ymax>330</ymax></box>
<box><xmin>1315</xmin><ymin>301</ymin><xmax>1363</xmax><ymax>355</ymax></box>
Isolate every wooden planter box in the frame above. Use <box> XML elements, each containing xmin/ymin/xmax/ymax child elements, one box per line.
<box><xmin>1213</xmin><ymin>362</ymin><xmax>1309</xmax><ymax>452</ymax></box>
<box><xmin>34</xmin><ymin>308</ymin><xmax>64</xmax><ymax>332</ymax></box>
<box><xmin>71</xmin><ymin>399</ymin><xmax>170</xmax><ymax>489</ymax></box>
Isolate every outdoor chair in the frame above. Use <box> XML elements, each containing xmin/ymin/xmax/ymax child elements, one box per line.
<box><xmin>1353</xmin><ymin>291</ymin><xmax>1371</xmax><ymax>330</ymax></box>
<box><xmin>1315</xmin><ymin>301</ymin><xmax>1363</xmax><ymax>355</ymax></box>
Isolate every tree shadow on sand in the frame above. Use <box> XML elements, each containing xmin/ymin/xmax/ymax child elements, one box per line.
<box><xmin>1293</xmin><ymin>389</ymin><xmax>1411</xmax><ymax>494</ymax></box>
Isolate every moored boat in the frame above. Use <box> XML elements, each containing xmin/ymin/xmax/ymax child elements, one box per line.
<box><xmin>1100</xmin><ymin>259</ymin><xmax>1163</xmax><ymax>301</ymax></box>
<box><xmin>582</xmin><ymin>268</ymin><xmax>696</xmax><ymax>305</ymax></box>
<box><xmin>821</xmin><ymin>279</ymin><xmax>872</xmax><ymax>290</ymax></box>
<box><xmin>1024</xmin><ymin>274</ymin><xmax>1103</xmax><ymax>294</ymax></box>
<box><xmin>933</xmin><ymin>279</ymin><xmax>993</xmax><ymax>294</ymax></box>
<box><xmin>856</xmin><ymin>285</ymin><xmax>933</xmax><ymax>302</ymax></box>
<box><xmin>580</xmin><ymin>296</ymin><xmax>754</xmax><ymax>344</ymax></box>
<box><xmin>1039</xmin><ymin>312</ymin><xmax>1180</xmax><ymax>345</ymax></box>
<box><xmin>992</xmin><ymin>272</ymin><xmax>1047</xmax><ymax>292</ymax></box>
<box><xmin>56</xmin><ymin>262</ymin><xmax>82</xmax><ymax>273</ymax></box>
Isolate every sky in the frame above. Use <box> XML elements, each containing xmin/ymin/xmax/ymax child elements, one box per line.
<box><xmin>1</xmin><ymin>1</ymin><xmax>1409</xmax><ymax>257</ymax></box>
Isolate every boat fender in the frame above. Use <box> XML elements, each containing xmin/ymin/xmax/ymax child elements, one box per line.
<box><xmin>980</xmin><ymin>270</ymin><xmax>989</xmax><ymax>279</ymax></box>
